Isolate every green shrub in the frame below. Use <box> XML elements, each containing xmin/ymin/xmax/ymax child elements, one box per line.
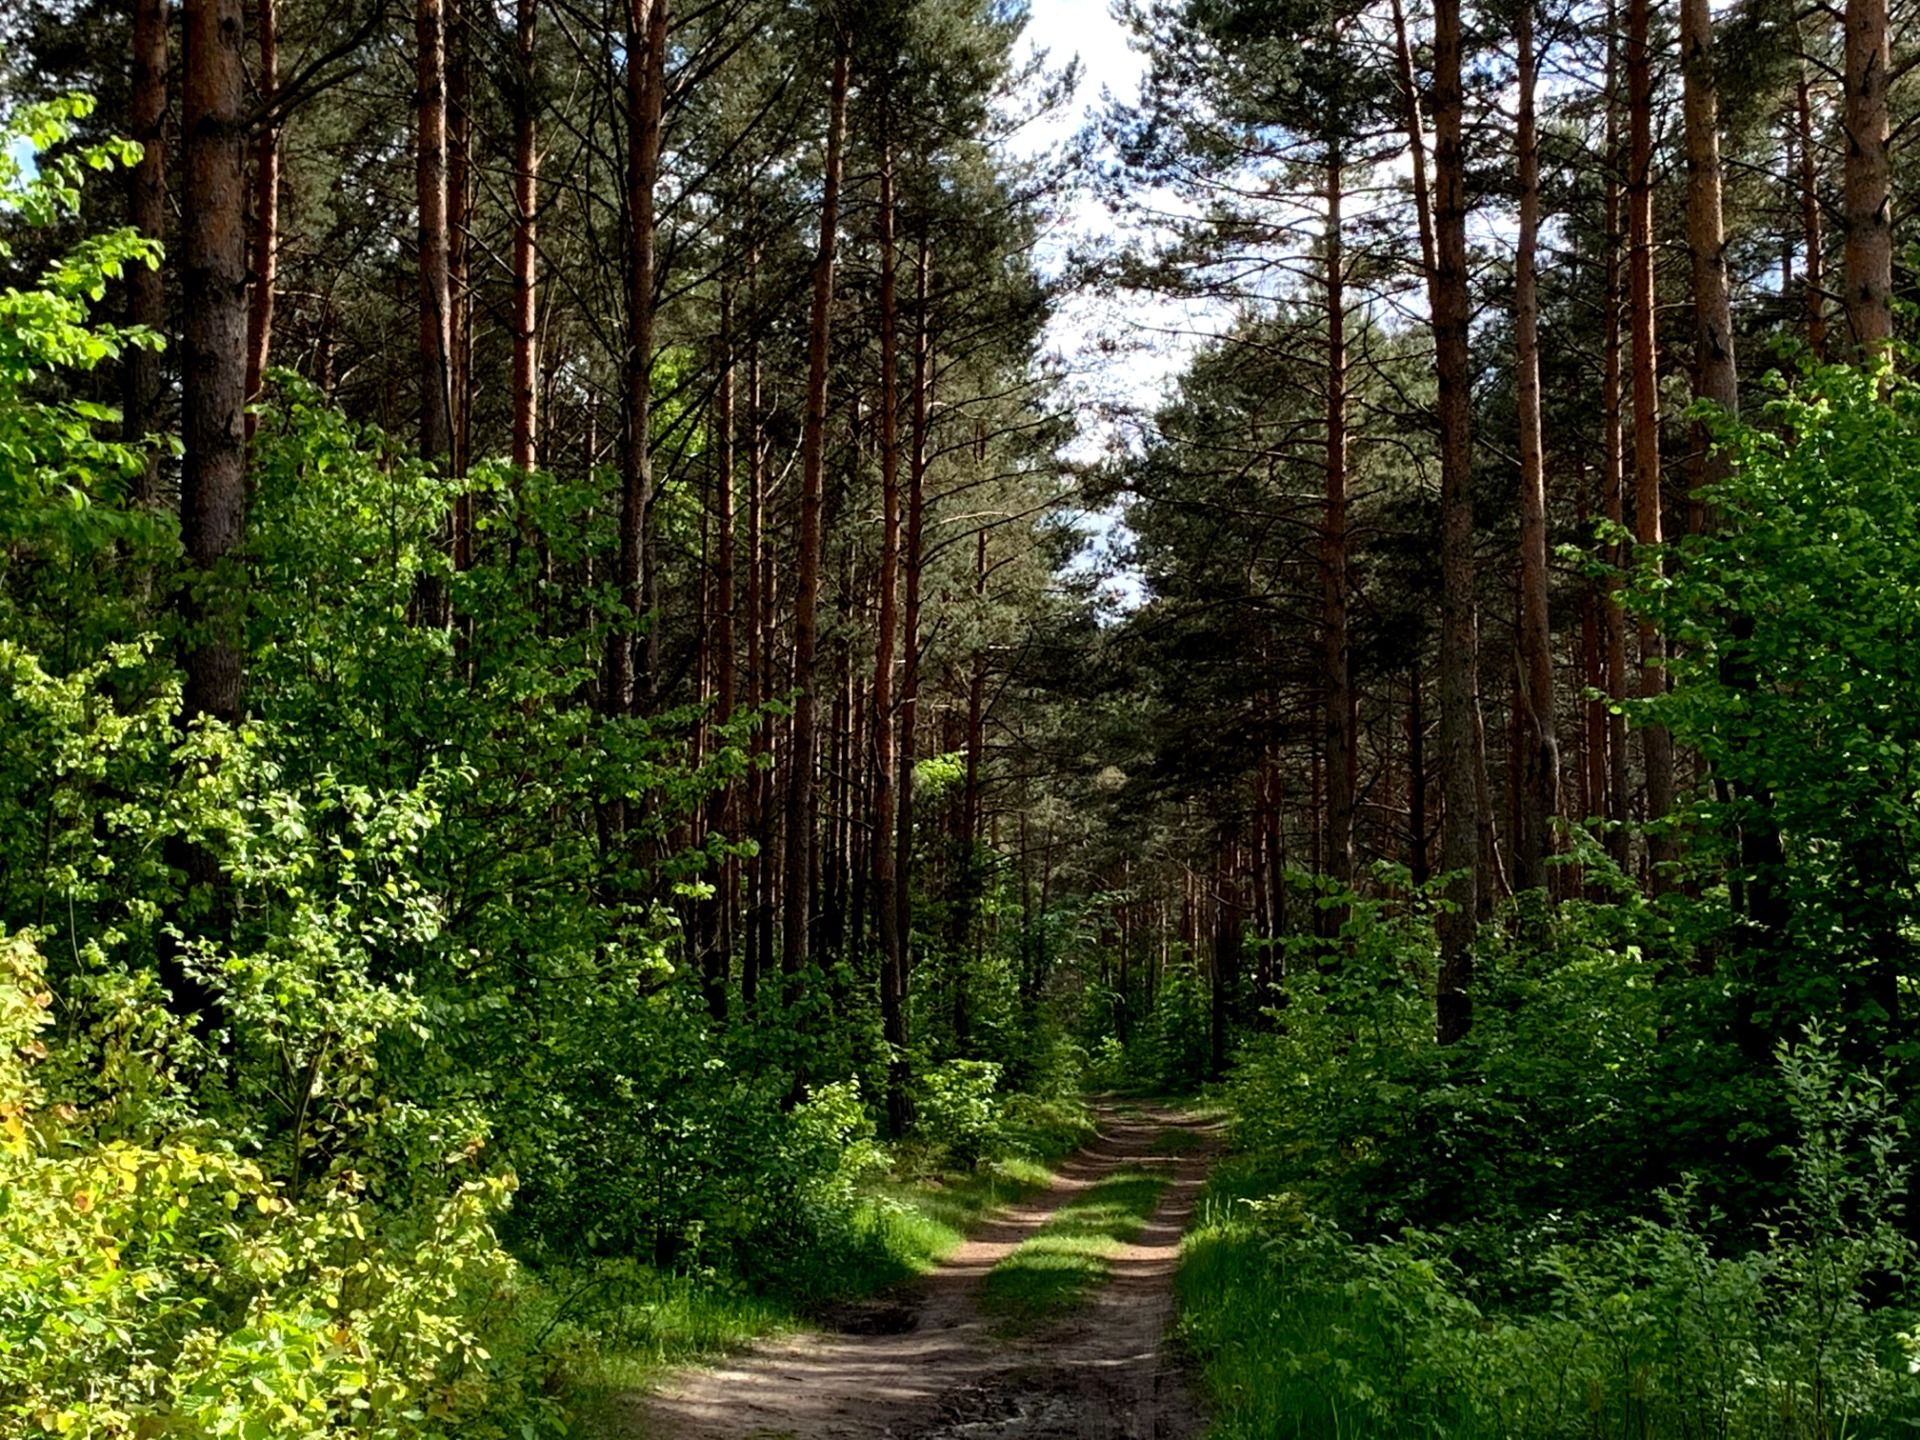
<box><xmin>912</xmin><ymin>1059</ymin><xmax>1004</xmax><ymax>1169</ymax></box>
<box><xmin>1181</xmin><ymin>1030</ymin><xmax>1920</xmax><ymax>1440</ymax></box>
<box><xmin>1129</xmin><ymin>963</ymin><xmax>1214</xmax><ymax>1093</ymax></box>
<box><xmin>0</xmin><ymin>932</ymin><xmax>558</xmax><ymax>1439</ymax></box>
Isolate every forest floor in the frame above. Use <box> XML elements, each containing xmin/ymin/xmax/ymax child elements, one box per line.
<box><xmin>610</xmin><ymin>1100</ymin><xmax>1222</xmax><ymax>1440</ymax></box>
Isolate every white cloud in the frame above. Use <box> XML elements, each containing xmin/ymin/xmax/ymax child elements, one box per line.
<box><xmin>1011</xmin><ymin>0</ymin><xmax>1148</xmax><ymax>161</ymax></box>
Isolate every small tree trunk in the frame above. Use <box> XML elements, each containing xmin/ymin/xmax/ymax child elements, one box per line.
<box><xmin>952</xmin><ymin>532</ymin><xmax>989</xmax><ymax>1044</ymax></box>
<box><xmin>1629</xmin><ymin>0</ymin><xmax>1675</xmax><ymax>884</ymax></box>
<box><xmin>700</xmin><ymin>289</ymin><xmax>737</xmax><ymax>1021</ymax></box>
<box><xmin>1389</xmin><ymin>0</ymin><xmax>1437</xmax><ymax>284</ymax></box>
<box><xmin>755</xmin><ymin>359</ymin><xmax>782</xmax><ymax>994</ymax></box>
<box><xmin>1580</xmin><ymin>489</ymin><xmax>1609</xmax><ymax>842</ymax></box>
<box><xmin>872</xmin><ymin>146</ymin><xmax>910</xmax><ymax>1135</ymax></box>
<box><xmin>244</xmin><ymin>0</ymin><xmax>277</xmax><ymax>443</ymax></box>
<box><xmin>1321</xmin><ymin>154</ymin><xmax>1354</xmax><ymax>897</ymax></box>
<box><xmin>894</xmin><ymin>237</ymin><xmax>932</xmax><ymax>1013</ymax></box>
<box><xmin>447</xmin><ymin>0</ymin><xmax>471</xmax><ymax>486</ymax></box>
<box><xmin>1209</xmin><ymin>849</ymin><xmax>1240</xmax><ymax>1081</ymax></box>
<box><xmin>743</xmin><ymin>252</ymin><xmax>768</xmax><ymax>1010</ymax></box>
<box><xmin>1433</xmin><ymin>0</ymin><xmax>1483</xmax><ymax>1042</ymax></box>
<box><xmin>1682</xmin><ymin>0</ymin><xmax>1738</xmax><ymax>509</ymax></box>
<box><xmin>1408</xmin><ymin>667</ymin><xmax>1429</xmax><ymax>888</ymax></box>
<box><xmin>608</xmin><ymin>0</ymin><xmax>668</xmax><ymax>715</ymax></box>
<box><xmin>1601</xmin><ymin>27</ymin><xmax>1633</xmax><ymax>872</ymax></box>
<box><xmin>510</xmin><ymin>0</ymin><xmax>539</xmax><ymax>475</ymax></box>
<box><xmin>416</xmin><ymin>0</ymin><xmax>452</xmax><ymax>467</ymax></box>
<box><xmin>1793</xmin><ymin>54</ymin><xmax>1827</xmax><ymax>359</ymax></box>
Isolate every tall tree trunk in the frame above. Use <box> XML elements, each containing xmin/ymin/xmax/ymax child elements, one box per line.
<box><xmin>1580</xmin><ymin>487</ymin><xmax>1608</xmax><ymax>842</ymax></box>
<box><xmin>894</xmin><ymin>237</ymin><xmax>932</xmax><ymax>1010</ymax></box>
<box><xmin>872</xmin><ymin>146</ymin><xmax>910</xmax><ymax>1136</ymax></box>
<box><xmin>756</xmin><ymin>358</ymin><xmax>782</xmax><ymax>994</ymax></box>
<box><xmin>822</xmin><ymin>626</ymin><xmax>852</xmax><ymax>965</ymax></box>
<box><xmin>608</xmin><ymin>0</ymin><xmax>668</xmax><ymax>714</ymax></box>
<box><xmin>1628</xmin><ymin>0</ymin><xmax>1675</xmax><ymax>882</ymax></box>
<box><xmin>1682</xmin><ymin>0</ymin><xmax>1738</xmax><ymax>504</ymax></box>
<box><xmin>700</xmin><ymin>289</ymin><xmax>737</xmax><ymax>1021</ymax></box>
<box><xmin>1794</xmin><ymin>54</ymin><xmax>1828</xmax><ymax>359</ymax></box>
<box><xmin>447</xmin><ymin>0</ymin><xmax>471</xmax><ymax>485</ymax></box>
<box><xmin>1322</xmin><ymin>153</ymin><xmax>1355</xmax><ymax>896</ymax></box>
<box><xmin>1601</xmin><ymin>28</ymin><xmax>1633</xmax><ymax>872</ymax></box>
<box><xmin>1513</xmin><ymin>0</ymin><xmax>1559</xmax><ymax>894</ymax></box>
<box><xmin>510</xmin><ymin>0</ymin><xmax>539</xmax><ymax>475</ymax></box>
<box><xmin>182</xmin><ymin>0</ymin><xmax>249</xmax><ymax>724</ymax></box>
<box><xmin>126</xmin><ymin>0</ymin><xmax>169</xmax><ymax>504</ymax></box>
<box><xmin>1432</xmin><ymin>0</ymin><xmax>1483</xmax><ymax>1043</ymax></box>
<box><xmin>744</xmin><ymin>252</ymin><xmax>769</xmax><ymax>1010</ymax></box>
<box><xmin>416</xmin><ymin>0</ymin><xmax>452</xmax><ymax>467</ymax></box>
<box><xmin>1842</xmin><ymin>0</ymin><xmax>1892</xmax><ymax>354</ymax></box>
<box><xmin>781</xmin><ymin>40</ymin><xmax>851</xmax><ymax>977</ymax></box>
<box><xmin>244</xmin><ymin>0</ymin><xmax>277</xmax><ymax>444</ymax></box>
<box><xmin>952</xmin><ymin>531</ymin><xmax>988</xmax><ymax>1046</ymax></box>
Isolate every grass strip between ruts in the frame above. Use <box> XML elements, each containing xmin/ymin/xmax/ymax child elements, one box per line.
<box><xmin>978</xmin><ymin>1164</ymin><xmax>1171</xmax><ymax>1330</ymax></box>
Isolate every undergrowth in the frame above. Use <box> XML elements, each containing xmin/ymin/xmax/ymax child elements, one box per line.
<box><xmin>1176</xmin><ymin>1035</ymin><xmax>1920</xmax><ymax>1440</ymax></box>
<box><xmin>554</xmin><ymin>1088</ymin><xmax>1094</xmax><ymax>1431</ymax></box>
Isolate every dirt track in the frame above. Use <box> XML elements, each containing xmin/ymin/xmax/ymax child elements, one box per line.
<box><xmin>611</xmin><ymin>1101</ymin><xmax>1220</xmax><ymax>1440</ymax></box>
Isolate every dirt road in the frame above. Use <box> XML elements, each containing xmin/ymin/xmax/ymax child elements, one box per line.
<box><xmin>611</xmin><ymin>1101</ymin><xmax>1220</xmax><ymax>1440</ymax></box>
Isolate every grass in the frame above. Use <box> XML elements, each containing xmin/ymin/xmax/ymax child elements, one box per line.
<box><xmin>828</xmin><ymin>1152</ymin><xmax>1060</xmax><ymax>1296</ymax></box>
<box><xmin>1172</xmin><ymin>1159</ymin><xmax>1482</xmax><ymax>1440</ymax></box>
<box><xmin>1172</xmin><ymin>1156</ymin><xmax>1528</xmax><ymax>1439</ymax></box>
<box><xmin>1175</xmin><ymin>1183</ymin><xmax>1366</xmax><ymax>1439</ymax></box>
<box><xmin>1173</xmin><ymin>1158</ymin><xmax>1920</xmax><ymax>1440</ymax></box>
<box><xmin>549</xmin><ymin>1098</ymin><xmax>1095</xmax><ymax>1434</ymax></box>
<box><xmin>979</xmin><ymin>1165</ymin><xmax>1169</xmax><ymax>1329</ymax></box>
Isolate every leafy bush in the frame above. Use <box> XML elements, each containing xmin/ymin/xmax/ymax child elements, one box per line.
<box><xmin>912</xmin><ymin>1059</ymin><xmax>1005</xmax><ymax>1169</ymax></box>
<box><xmin>998</xmin><ymin>1091</ymin><xmax>1097</xmax><ymax>1160</ymax></box>
<box><xmin>0</xmin><ymin>931</ymin><xmax>558</xmax><ymax>1439</ymax></box>
<box><xmin>1126</xmin><ymin>962</ymin><xmax>1214</xmax><ymax>1092</ymax></box>
<box><xmin>1182</xmin><ymin>1030</ymin><xmax>1920</xmax><ymax>1439</ymax></box>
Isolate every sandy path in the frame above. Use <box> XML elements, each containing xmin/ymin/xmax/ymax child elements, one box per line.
<box><xmin>607</xmin><ymin>1101</ymin><xmax>1220</xmax><ymax>1440</ymax></box>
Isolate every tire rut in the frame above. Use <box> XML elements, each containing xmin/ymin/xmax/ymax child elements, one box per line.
<box><xmin>609</xmin><ymin>1101</ymin><xmax>1220</xmax><ymax>1440</ymax></box>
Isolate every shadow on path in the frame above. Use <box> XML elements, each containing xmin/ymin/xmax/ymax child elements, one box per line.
<box><xmin>612</xmin><ymin>1100</ymin><xmax>1221</xmax><ymax>1440</ymax></box>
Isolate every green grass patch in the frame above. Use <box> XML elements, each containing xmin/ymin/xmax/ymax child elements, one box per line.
<box><xmin>1175</xmin><ymin>1172</ymin><xmax>1374</xmax><ymax>1439</ymax></box>
<box><xmin>507</xmin><ymin>1262</ymin><xmax>793</xmax><ymax>1436</ymax></box>
<box><xmin>1174</xmin><ymin>1159</ymin><xmax>1494</xmax><ymax>1440</ymax></box>
<box><xmin>825</xmin><ymin>1154</ymin><xmax>1061</xmax><ymax>1296</ymax></box>
<box><xmin>551</xmin><ymin>1127</ymin><xmax>1087</xmax><ymax>1432</ymax></box>
<box><xmin>1174</xmin><ymin>1157</ymin><xmax>1920</xmax><ymax>1440</ymax></box>
<box><xmin>1174</xmin><ymin>1158</ymin><xmax>1503</xmax><ymax>1439</ymax></box>
<box><xmin>980</xmin><ymin>1166</ymin><xmax>1169</xmax><ymax>1328</ymax></box>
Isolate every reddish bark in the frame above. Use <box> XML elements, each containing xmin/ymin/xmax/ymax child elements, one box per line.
<box><xmin>781</xmin><ymin>41</ymin><xmax>851</xmax><ymax>976</ymax></box>
<box><xmin>182</xmin><ymin>0</ymin><xmax>250</xmax><ymax>724</ymax></box>
<box><xmin>1432</xmin><ymin>0</ymin><xmax>1484</xmax><ymax>1042</ymax></box>
<box><xmin>1513</xmin><ymin>0</ymin><xmax>1559</xmax><ymax>892</ymax></box>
